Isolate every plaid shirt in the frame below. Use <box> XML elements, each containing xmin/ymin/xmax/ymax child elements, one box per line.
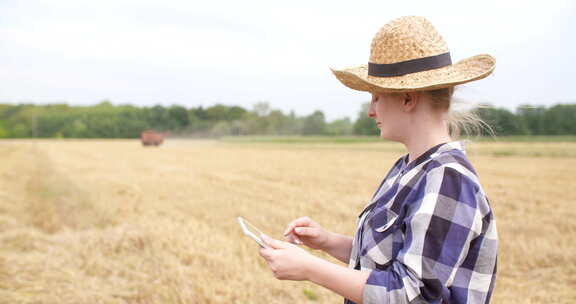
<box><xmin>345</xmin><ymin>141</ymin><xmax>498</xmax><ymax>304</ymax></box>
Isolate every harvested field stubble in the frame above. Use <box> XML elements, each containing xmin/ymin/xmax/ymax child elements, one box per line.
<box><xmin>0</xmin><ymin>139</ymin><xmax>574</xmax><ymax>303</ymax></box>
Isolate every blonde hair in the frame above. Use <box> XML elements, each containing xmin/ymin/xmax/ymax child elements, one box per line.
<box><xmin>423</xmin><ymin>87</ymin><xmax>493</xmax><ymax>138</ymax></box>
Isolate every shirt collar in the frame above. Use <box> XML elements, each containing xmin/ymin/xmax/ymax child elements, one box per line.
<box><xmin>400</xmin><ymin>141</ymin><xmax>465</xmax><ymax>173</ymax></box>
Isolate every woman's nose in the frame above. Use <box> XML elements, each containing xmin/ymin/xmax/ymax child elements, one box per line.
<box><xmin>367</xmin><ymin>104</ymin><xmax>376</xmax><ymax>118</ymax></box>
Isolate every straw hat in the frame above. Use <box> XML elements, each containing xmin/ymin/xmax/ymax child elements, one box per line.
<box><xmin>331</xmin><ymin>16</ymin><xmax>495</xmax><ymax>92</ymax></box>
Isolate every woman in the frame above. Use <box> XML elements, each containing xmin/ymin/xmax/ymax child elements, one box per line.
<box><xmin>259</xmin><ymin>16</ymin><xmax>498</xmax><ymax>304</ymax></box>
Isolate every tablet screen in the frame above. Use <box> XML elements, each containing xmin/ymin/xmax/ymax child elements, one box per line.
<box><xmin>237</xmin><ymin>217</ymin><xmax>269</xmax><ymax>248</ymax></box>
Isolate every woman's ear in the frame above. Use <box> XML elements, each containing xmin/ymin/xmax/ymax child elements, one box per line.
<box><xmin>402</xmin><ymin>92</ymin><xmax>420</xmax><ymax>112</ymax></box>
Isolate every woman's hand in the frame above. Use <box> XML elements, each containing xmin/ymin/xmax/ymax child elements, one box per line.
<box><xmin>260</xmin><ymin>235</ymin><xmax>368</xmax><ymax>303</ymax></box>
<box><xmin>283</xmin><ymin>217</ymin><xmax>332</xmax><ymax>250</ymax></box>
<box><xmin>259</xmin><ymin>235</ymin><xmax>319</xmax><ymax>281</ymax></box>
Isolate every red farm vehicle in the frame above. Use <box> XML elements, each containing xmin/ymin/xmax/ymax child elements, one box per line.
<box><xmin>140</xmin><ymin>130</ymin><xmax>168</xmax><ymax>146</ymax></box>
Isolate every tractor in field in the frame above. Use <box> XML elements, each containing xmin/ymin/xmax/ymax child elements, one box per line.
<box><xmin>140</xmin><ymin>130</ymin><xmax>167</xmax><ymax>146</ymax></box>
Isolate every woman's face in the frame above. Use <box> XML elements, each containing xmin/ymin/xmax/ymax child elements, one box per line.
<box><xmin>368</xmin><ymin>92</ymin><xmax>406</xmax><ymax>141</ymax></box>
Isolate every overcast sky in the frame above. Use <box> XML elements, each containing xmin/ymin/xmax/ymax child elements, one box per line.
<box><xmin>1</xmin><ymin>0</ymin><xmax>575</xmax><ymax>121</ymax></box>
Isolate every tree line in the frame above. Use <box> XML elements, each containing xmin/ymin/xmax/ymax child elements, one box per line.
<box><xmin>0</xmin><ymin>101</ymin><xmax>574</xmax><ymax>138</ymax></box>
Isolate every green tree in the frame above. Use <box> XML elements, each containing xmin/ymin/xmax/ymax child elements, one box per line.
<box><xmin>210</xmin><ymin>121</ymin><xmax>232</xmax><ymax>137</ymax></box>
<box><xmin>0</xmin><ymin>123</ymin><xmax>8</xmax><ymax>138</ymax></box>
<box><xmin>253</xmin><ymin>102</ymin><xmax>271</xmax><ymax>117</ymax></box>
<box><xmin>542</xmin><ymin>104</ymin><xmax>576</xmax><ymax>135</ymax></box>
<box><xmin>266</xmin><ymin>110</ymin><xmax>290</xmax><ymax>135</ymax></box>
<box><xmin>168</xmin><ymin>105</ymin><xmax>190</xmax><ymax>128</ymax></box>
<box><xmin>326</xmin><ymin>117</ymin><xmax>353</xmax><ymax>136</ymax></box>
<box><xmin>228</xmin><ymin>106</ymin><xmax>247</xmax><ymax>121</ymax></box>
<box><xmin>476</xmin><ymin>106</ymin><xmax>529</xmax><ymax>136</ymax></box>
<box><xmin>61</xmin><ymin>119</ymin><xmax>87</xmax><ymax>137</ymax></box>
<box><xmin>242</xmin><ymin>111</ymin><xmax>269</xmax><ymax>135</ymax></box>
<box><xmin>146</xmin><ymin>105</ymin><xmax>170</xmax><ymax>130</ymax></box>
<box><xmin>302</xmin><ymin>110</ymin><xmax>326</xmax><ymax>135</ymax></box>
<box><xmin>516</xmin><ymin>105</ymin><xmax>546</xmax><ymax>135</ymax></box>
<box><xmin>1</xmin><ymin>101</ymin><xmax>573</xmax><ymax>138</ymax></box>
<box><xmin>11</xmin><ymin>123</ymin><xmax>30</xmax><ymax>137</ymax></box>
<box><xmin>205</xmin><ymin>104</ymin><xmax>230</xmax><ymax>121</ymax></box>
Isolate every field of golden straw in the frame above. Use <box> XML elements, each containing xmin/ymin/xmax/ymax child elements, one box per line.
<box><xmin>0</xmin><ymin>138</ymin><xmax>575</xmax><ymax>304</ymax></box>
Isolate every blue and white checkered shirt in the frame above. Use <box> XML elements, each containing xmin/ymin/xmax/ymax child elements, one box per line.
<box><xmin>345</xmin><ymin>141</ymin><xmax>498</xmax><ymax>304</ymax></box>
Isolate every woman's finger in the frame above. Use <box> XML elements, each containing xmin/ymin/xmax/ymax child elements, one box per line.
<box><xmin>283</xmin><ymin>221</ymin><xmax>299</xmax><ymax>236</ymax></box>
<box><xmin>294</xmin><ymin>227</ymin><xmax>318</xmax><ymax>238</ymax></box>
<box><xmin>262</xmin><ymin>235</ymin><xmax>290</xmax><ymax>249</ymax></box>
<box><xmin>292</xmin><ymin>234</ymin><xmax>303</xmax><ymax>245</ymax></box>
<box><xmin>286</xmin><ymin>233</ymin><xmax>296</xmax><ymax>243</ymax></box>
<box><xmin>286</xmin><ymin>233</ymin><xmax>303</xmax><ymax>245</ymax></box>
<box><xmin>283</xmin><ymin>217</ymin><xmax>313</xmax><ymax>236</ymax></box>
<box><xmin>259</xmin><ymin>248</ymin><xmax>273</xmax><ymax>260</ymax></box>
<box><xmin>283</xmin><ymin>217</ymin><xmax>307</xmax><ymax>235</ymax></box>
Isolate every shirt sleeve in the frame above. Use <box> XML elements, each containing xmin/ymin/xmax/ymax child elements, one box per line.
<box><xmin>362</xmin><ymin>165</ymin><xmax>498</xmax><ymax>304</ymax></box>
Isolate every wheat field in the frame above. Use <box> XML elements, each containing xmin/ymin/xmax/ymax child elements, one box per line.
<box><xmin>0</xmin><ymin>139</ymin><xmax>574</xmax><ymax>304</ymax></box>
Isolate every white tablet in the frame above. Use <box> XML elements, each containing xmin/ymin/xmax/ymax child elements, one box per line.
<box><xmin>237</xmin><ymin>217</ymin><xmax>270</xmax><ymax>248</ymax></box>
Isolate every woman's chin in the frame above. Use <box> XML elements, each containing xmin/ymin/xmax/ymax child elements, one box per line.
<box><xmin>379</xmin><ymin>130</ymin><xmax>400</xmax><ymax>142</ymax></box>
<box><xmin>379</xmin><ymin>131</ymin><xmax>390</xmax><ymax>140</ymax></box>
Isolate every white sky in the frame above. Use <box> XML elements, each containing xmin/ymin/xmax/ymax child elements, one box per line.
<box><xmin>1</xmin><ymin>0</ymin><xmax>575</xmax><ymax>121</ymax></box>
